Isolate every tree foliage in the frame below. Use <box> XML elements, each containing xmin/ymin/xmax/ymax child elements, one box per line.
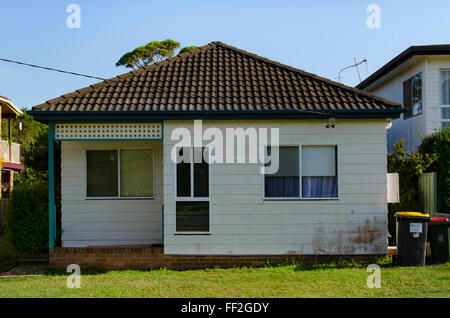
<box><xmin>2</xmin><ymin>111</ymin><xmax>49</xmax><ymax>184</ymax></box>
<box><xmin>418</xmin><ymin>127</ymin><xmax>450</xmax><ymax>212</ymax></box>
<box><xmin>386</xmin><ymin>139</ymin><xmax>436</xmax><ymax>244</ymax></box>
<box><xmin>2</xmin><ymin>111</ymin><xmax>47</xmax><ymax>153</ymax></box>
<box><xmin>115</xmin><ymin>39</ymin><xmax>180</xmax><ymax>69</ymax></box>
<box><xmin>179</xmin><ymin>46</ymin><xmax>199</xmax><ymax>54</ymax></box>
<box><xmin>387</xmin><ymin>139</ymin><xmax>436</xmax><ymax>211</ymax></box>
<box><xmin>7</xmin><ymin>181</ymin><xmax>48</xmax><ymax>254</ymax></box>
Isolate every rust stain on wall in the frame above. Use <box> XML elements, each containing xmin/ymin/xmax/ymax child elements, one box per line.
<box><xmin>310</xmin><ymin>218</ymin><xmax>384</xmax><ymax>255</ymax></box>
<box><xmin>348</xmin><ymin>219</ymin><xmax>382</xmax><ymax>244</ymax></box>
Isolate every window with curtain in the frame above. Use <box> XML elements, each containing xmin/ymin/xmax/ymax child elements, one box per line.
<box><xmin>264</xmin><ymin>146</ymin><xmax>300</xmax><ymax>198</ymax></box>
<box><xmin>86</xmin><ymin>149</ymin><xmax>153</xmax><ymax>198</ymax></box>
<box><xmin>176</xmin><ymin>147</ymin><xmax>210</xmax><ymax>232</ymax></box>
<box><xmin>403</xmin><ymin>72</ymin><xmax>423</xmax><ymax>118</ymax></box>
<box><xmin>301</xmin><ymin>146</ymin><xmax>337</xmax><ymax>198</ymax></box>
<box><xmin>263</xmin><ymin>145</ymin><xmax>337</xmax><ymax>199</ymax></box>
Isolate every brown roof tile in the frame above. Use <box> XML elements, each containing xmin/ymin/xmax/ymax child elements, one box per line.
<box><xmin>31</xmin><ymin>41</ymin><xmax>401</xmax><ymax>115</ymax></box>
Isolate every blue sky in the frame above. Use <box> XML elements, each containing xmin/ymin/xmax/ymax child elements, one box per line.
<box><xmin>1</xmin><ymin>0</ymin><xmax>449</xmax><ymax>109</ymax></box>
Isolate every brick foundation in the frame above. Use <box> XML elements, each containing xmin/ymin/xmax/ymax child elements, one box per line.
<box><xmin>49</xmin><ymin>247</ymin><xmax>385</xmax><ymax>270</ymax></box>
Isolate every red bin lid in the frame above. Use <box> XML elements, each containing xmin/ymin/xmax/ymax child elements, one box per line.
<box><xmin>430</xmin><ymin>217</ymin><xmax>449</xmax><ymax>222</ymax></box>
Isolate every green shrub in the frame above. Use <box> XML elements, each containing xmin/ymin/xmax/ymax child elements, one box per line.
<box><xmin>388</xmin><ymin>139</ymin><xmax>436</xmax><ymax>211</ymax></box>
<box><xmin>418</xmin><ymin>127</ymin><xmax>450</xmax><ymax>213</ymax></box>
<box><xmin>387</xmin><ymin>139</ymin><xmax>436</xmax><ymax>244</ymax></box>
<box><xmin>7</xmin><ymin>181</ymin><xmax>48</xmax><ymax>254</ymax></box>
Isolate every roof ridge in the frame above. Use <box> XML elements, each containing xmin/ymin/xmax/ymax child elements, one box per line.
<box><xmin>212</xmin><ymin>42</ymin><xmax>401</xmax><ymax>107</ymax></box>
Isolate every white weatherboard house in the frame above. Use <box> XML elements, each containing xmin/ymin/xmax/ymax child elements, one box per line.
<box><xmin>30</xmin><ymin>42</ymin><xmax>404</xmax><ymax>269</ymax></box>
<box><xmin>357</xmin><ymin>44</ymin><xmax>450</xmax><ymax>152</ymax></box>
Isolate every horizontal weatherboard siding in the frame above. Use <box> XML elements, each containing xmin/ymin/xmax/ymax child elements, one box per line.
<box><xmin>163</xmin><ymin>119</ymin><xmax>389</xmax><ymax>255</ymax></box>
<box><xmin>61</xmin><ymin>140</ymin><xmax>163</xmax><ymax>247</ymax></box>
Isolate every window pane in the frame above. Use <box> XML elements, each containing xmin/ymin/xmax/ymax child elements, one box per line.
<box><xmin>442</xmin><ymin>107</ymin><xmax>450</xmax><ymax>120</ymax></box>
<box><xmin>264</xmin><ymin>146</ymin><xmax>299</xmax><ymax>197</ymax></box>
<box><xmin>441</xmin><ymin>71</ymin><xmax>450</xmax><ymax>105</ymax></box>
<box><xmin>176</xmin><ymin>201</ymin><xmax>209</xmax><ymax>232</ymax></box>
<box><xmin>87</xmin><ymin>150</ymin><xmax>118</xmax><ymax>197</ymax></box>
<box><xmin>120</xmin><ymin>149</ymin><xmax>153</xmax><ymax>197</ymax></box>
<box><xmin>302</xmin><ymin>146</ymin><xmax>336</xmax><ymax>176</ymax></box>
<box><xmin>266</xmin><ymin>146</ymin><xmax>299</xmax><ymax>177</ymax></box>
<box><xmin>404</xmin><ymin>73</ymin><xmax>423</xmax><ymax>117</ymax></box>
<box><xmin>177</xmin><ymin>147</ymin><xmax>191</xmax><ymax>197</ymax></box>
<box><xmin>403</xmin><ymin>79</ymin><xmax>412</xmax><ymax>117</ymax></box>
<box><xmin>194</xmin><ymin>147</ymin><xmax>209</xmax><ymax>197</ymax></box>
<box><xmin>411</xmin><ymin>73</ymin><xmax>422</xmax><ymax>115</ymax></box>
<box><xmin>265</xmin><ymin>176</ymin><xmax>299</xmax><ymax>197</ymax></box>
<box><xmin>302</xmin><ymin>176</ymin><xmax>337</xmax><ymax>198</ymax></box>
<box><xmin>301</xmin><ymin>146</ymin><xmax>337</xmax><ymax>198</ymax></box>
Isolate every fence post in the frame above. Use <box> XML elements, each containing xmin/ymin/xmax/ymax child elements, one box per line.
<box><xmin>48</xmin><ymin>122</ymin><xmax>56</xmax><ymax>248</ymax></box>
<box><xmin>419</xmin><ymin>172</ymin><xmax>437</xmax><ymax>216</ymax></box>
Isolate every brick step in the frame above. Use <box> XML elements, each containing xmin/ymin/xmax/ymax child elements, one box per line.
<box><xmin>13</xmin><ymin>255</ymin><xmax>49</xmax><ymax>266</ymax></box>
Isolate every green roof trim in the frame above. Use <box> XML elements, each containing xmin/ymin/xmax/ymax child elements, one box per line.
<box><xmin>28</xmin><ymin>108</ymin><xmax>404</xmax><ymax>122</ymax></box>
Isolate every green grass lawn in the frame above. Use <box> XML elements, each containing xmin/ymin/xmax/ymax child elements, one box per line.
<box><xmin>0</xmin><ymin>260</ymin><xmax>449</xmax><ymax>298</ymax></box>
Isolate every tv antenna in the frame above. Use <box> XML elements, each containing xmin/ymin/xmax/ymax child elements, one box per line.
<box><xmin>337</xmin><ymin>57</ymin><xmax>367</xmax><ymax>83</ymax></box>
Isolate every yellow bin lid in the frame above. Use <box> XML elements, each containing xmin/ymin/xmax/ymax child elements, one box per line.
<box><xmin>395</xmin><ymin>211</ymin><xmax>430</xmax><ymax>217</ymax></box>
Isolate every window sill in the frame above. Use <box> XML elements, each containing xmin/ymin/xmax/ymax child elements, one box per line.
<box><xmin>85</xmin><ymin>197</ymin><xmax>155</xmax><ymax>200</ymax></box>
<box><xmin>174</xmin><ymin>232</ymin><xmax>211</xmax><ymax>235</ymax></box>
<box><xmin>263</xmin><ymin>198</ymin><xmax>339</xmax><ymax>201</ymax></box>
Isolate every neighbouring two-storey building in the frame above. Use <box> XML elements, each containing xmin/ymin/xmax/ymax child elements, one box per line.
<box><xmin>0</xmin><ymin>95</ymin><xmax>23</xmax><ymax>198</ymax></box>
<box><xmin>357</xmin><ymin>44</ymin><xmax>450</xmax><ymax>152</ymax></box>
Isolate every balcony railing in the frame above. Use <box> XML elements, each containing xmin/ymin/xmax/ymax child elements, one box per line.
<box><xmin>1</xmin><ymin>140</ymin><xmax>21</xmax><ymax>164</ymax></box>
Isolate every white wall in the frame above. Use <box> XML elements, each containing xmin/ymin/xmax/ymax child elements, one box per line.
<box><xmin>426</xmin><ymin>57</ymin><xmax>450</xmax><ymax>133</ymax></box>
<box><xmin>60</xmin><ymin>140</ymin><xmax>163</xmax><ymax>247</ymax></box>
<box><xmin>369</xmin><ymin>60</ymin><xmax>427</xmax><ymax>152</ymax></box>
<box><xmin>163</xmin><ymin>119</ymin><xmax>389</xmax><ymax>255</ymax></box>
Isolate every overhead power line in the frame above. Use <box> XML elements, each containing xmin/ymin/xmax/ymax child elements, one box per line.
<box><xmin>0</xmin><ymin>57</ymin><xmax>337</xmax><ymax>126</ymax></box>
<box><xmin>0</xmin><ymin>57</ymin><xmax>106</xmax><ymax>81</ymax></box>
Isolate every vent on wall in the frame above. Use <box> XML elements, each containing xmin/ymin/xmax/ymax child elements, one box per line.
<box><xmin>55</xmin><ymin>123</ymin><xmax>162</xmax><ymax>140</ymax></box>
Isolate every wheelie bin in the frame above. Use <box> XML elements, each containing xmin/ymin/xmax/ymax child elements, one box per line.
<box><xmin>428</xmin><ymin>217</ymin><xmax>450</xmax><ymax>264</ymax></box>
<box><xmin>395</xmin><ymin>212</ymin><xmax>430</xmax><ymax>266</ymax></box>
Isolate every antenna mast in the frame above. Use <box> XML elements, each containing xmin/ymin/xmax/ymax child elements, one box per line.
<box><xmin>338</xmin><ymin>57</ymin><xmax>367</xmax><ymax>83</ymax></box>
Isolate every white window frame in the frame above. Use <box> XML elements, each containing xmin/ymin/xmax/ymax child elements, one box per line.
<box><xmin>262</xmin><ymin>144</ymin><xmax>339</xmax><ymax>201</ymax></box>
<box><xmin>440</xmin><ymin>69</ymin><xmax>450</xmax><ymax>128</ymax></box>
<box><xmin>85</xmin><ymin>147</ymin><xmax>155</xmax><ymax>200</ymax></box>
<box><xmin>174</xmin><ymin>146</ymin><xmax>211</xmax><ymax>235</ymax></box>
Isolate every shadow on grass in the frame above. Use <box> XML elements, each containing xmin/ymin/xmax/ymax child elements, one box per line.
<box><xmin>293</xmin><ymin>256</ymin><xmax>394</xmax><ymax>271</ymax></box>
<box><xmin>48</xmin><ymin>266</ymin><xmax>108</xmax><ymax>276</ymax></box>
<box><xmin>44</xmin><ymin>256</ymin><xmax>397</xmax><ymax>276</ymax></box>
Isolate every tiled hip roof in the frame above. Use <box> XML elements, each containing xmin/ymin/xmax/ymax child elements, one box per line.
<box><xmin>30</xmin><ymin>42</ymin><xmax>403</xmax><ymax>120</ymax></box>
